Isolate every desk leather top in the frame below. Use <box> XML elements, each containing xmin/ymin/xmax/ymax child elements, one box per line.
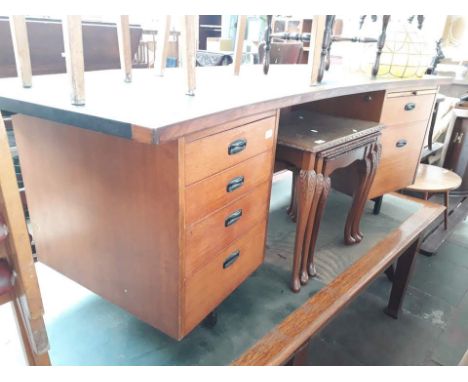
<box><xmin>0</xmin><ymin>65</ymin><xmax>451</xmax><ymax>144</ymax></box>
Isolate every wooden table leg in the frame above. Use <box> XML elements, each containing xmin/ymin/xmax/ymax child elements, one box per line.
<box><xmin>344</xmin><ymin>142</ymin><xmax>381</xmax><ymax>245</ymax></box>
<box><xmin>304</xmin><ymin>174</ymin><xmax>331</xmax><ymax>278</ymax></box>
<box><xmin>291</xmin><ymin>170</ymin><xmax>317</xmax><ymax>292</ymax></box>
<box><xmin>384</xmin><ymin>239</ymin><xmax>421</xmax><ymax>319</ymax></box>
<box><xmin>287</xmin><ymin>169</ymin><xmax>298</xmax><ymax>222</ymax></box>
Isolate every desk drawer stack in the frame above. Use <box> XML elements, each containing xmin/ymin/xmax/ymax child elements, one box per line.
<box><xmin>13</xmin><ymin>111</ymin><xmax>278</xmax><ymax>341</ymax></box>
<box><xmin>369</xmin><ymin>88</ymin><xmax>437</xmax><ymax>198</ymax></box>
<box><xmin>182</xmin><ymin>111</ymin><xmax>277</xmax><ymax>334</ymax></box>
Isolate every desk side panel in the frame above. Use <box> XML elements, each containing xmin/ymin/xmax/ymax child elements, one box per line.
<box><xmin>13</xmin><ymin>115</ymin><xmax>181</xmax><ymax>338</ymax></box>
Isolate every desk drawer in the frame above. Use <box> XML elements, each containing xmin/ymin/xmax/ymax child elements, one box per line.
<box><xmin>185</xmin><ymin>181</ymin><xmax>269</xmax><ymax>276</ymax></box>
<box><xmin>184</xmin><ymin>116</ymin><xmax>276</xmax><ymax>185</ymax></box>
<box><xmin>380</xmin><ymin>93</ymin><xmax>435</xmax><ymax>125</ymax></box>
<box><xmin>185</xmin><ymin>151</ymin><xmax>273</xmax><ymax>224</ymax></box>
<box><xmin>183</xmin><ymin>223</ymin><xmax>266</xmax><ymax>334</ymax></box>
<box><xmin>369</xmin><ymin>120</ymin><xmax>428</xmax><ymax>198</ymax></box>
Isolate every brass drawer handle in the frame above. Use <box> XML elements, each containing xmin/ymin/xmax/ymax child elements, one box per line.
<box><xmin>404</xmin><ymin>102</ymin><xmax>416</xmax><ymax>111</ymax></box>
<box><xmin>223</xmin><ymin>250</ymin><xmax>240</xmax><ymax>269</ymax></box>
<box><xmin>396</xmin><ymin>139</ymin><xmax>407</xmax><ymax>148</ymax></box>
<box><xmin>226</xmin><ymin>176</ymin><xmax>245</xmax><ymax>193</ymax></box>
<box><xmin>228</xmin><ymin>138</ymin><xmax>247</xmax><ymax>155</ymax></box>
<box><xmin>225</xmin><ymin>209</ymin><xmax>242</xmax><ymax>227</ymax></box>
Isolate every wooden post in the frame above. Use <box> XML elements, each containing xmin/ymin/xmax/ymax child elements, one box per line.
<box><xmin>154</xmin><ymin>16</ymin><xmax>171</xmax><ymax>76</ymax></box>
<box><xmin>180</xmin><ymin>15</ymin><xmax>196</xmax><ymax>96</ymax></box>
<box><xmin>9</xmin><ymin>16</ymin><xmax>32</xmax><ymax>88</ymax></box>
<box><xmin>0</xmin><ymin>116</ymin><xmax>50</xmax><ymax>365</ymax></box>
<box><xmin>233</xmin><ymin>15</ymin><xmax>247</xmax><ymax>76</ymax></box>
<box><xmin>116</xmin><ymin>15</ymin><xmax>133</xmax><ymax>82</ymax></box>
<box><xmin>62</xmin><ymin>16</ymin><xmax>85</xmax><ymax>105</ymax></box>
<box><xmin>308</xmin><ymin>15</ymin><xmax>327</xmax><ymax>86</ymax></box>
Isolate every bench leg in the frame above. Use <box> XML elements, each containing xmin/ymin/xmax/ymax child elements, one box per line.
<box><xmin>384</xmin><ymin>239</ymin><xmax>420</xmax><ymax>319</ymax></box>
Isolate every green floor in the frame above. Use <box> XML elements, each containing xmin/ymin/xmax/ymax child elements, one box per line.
<box><xmin>3</xmin><ymin>172</ymin><xmax>467</xmax><ymax>365</ymax></box>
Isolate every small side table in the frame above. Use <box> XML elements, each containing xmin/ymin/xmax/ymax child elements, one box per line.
<box><xmin>405</xmin><ymin>164</ymin><xmax>462</xmax><ymax>229</ymax></box>
<box><xmin>277</xmin><ymin>111</ymin><xmax>382</xmax><ymax>292</ymax></box>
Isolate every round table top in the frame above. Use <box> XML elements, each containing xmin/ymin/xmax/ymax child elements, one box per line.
<box><xmin>405</xmin><ymin>164</ymin><xmax>462</xmax><ymax>193</ymax></box>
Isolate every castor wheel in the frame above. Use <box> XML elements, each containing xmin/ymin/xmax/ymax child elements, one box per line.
<box><xmin>201</xmin><ymin>310</ymin><xmax>218</xmax><ymax>328</ymax></box>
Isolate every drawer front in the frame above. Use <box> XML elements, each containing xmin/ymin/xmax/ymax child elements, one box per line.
<box><xmin>185</xmin><ymin>151</ymin><xmax>273</xmax><ymax>224</ymax></box>
<box><xmin>185</xmin><ymin>181</ymin><xmax>269</xmax><ymax>276</ymax></box>
<box><xmin>183</xmin><ymin>223</ymin><xmax>266</xmax><ymax>334</ymax></box>
<box><xmin>369</xmin><ymin>120</ymin><xmax>428</xmax><ymax>199</ymax></box>
<box><xmin>184</xmin><ymin>116</ymin><xmax>276</xmax><ymax>185</ymax></box>
<box><xmin>380</xmin><ymin>93</ymin><xmax>435</xmax><ymax>125</ymax></box>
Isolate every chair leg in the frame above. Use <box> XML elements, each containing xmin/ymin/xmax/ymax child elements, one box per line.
<box><xmin>444</xmin><ymin>191</ymin><xmax>449</xmax><ymax>230</ymax></box>
<box><xmin>291</xmin><ymin>170</ymin><xmax>317</xmax><ymax>292</ymax></box>
<box><xmin>372</xmin><ymin>196</ymin><xmax>383</xmax><ymax>215</ymax></box>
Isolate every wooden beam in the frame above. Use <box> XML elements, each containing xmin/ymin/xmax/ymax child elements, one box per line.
<box><xmin>9</xmin><ymin>16</ymin><xmax>32</xmax><ymax>88</ymax></box>
<box><xmin>180</xmin><ymin>15</ymin><xmax>196</xmax><ymax>96</ymax></box>
<box><xmin>116</xmin><ymin>15</ymin><xmax>133</xmax><ymax>82</ymax></box>
<box><xmin>62</xmin><ymin>16</ymin><xmax>85</xmax><ymax>105</ymax></box>
<box><xmin>0</xmin><ymin>116</ymin><xmax>50</xmax><ymax>363</ymax></box>
<box><xmin>308</xmin><ymin>15</ymin><xmax>327</xmax><ymax>86</ymax></box>
<box><xmin>233</xmin><ymin>15</ymin><xmax>247</xmax><ymax>76</ymax></box>
<box><xmin>154</xmin><ymin>16</ymin><xmax>171</xmax><ymax>76</ymax></box>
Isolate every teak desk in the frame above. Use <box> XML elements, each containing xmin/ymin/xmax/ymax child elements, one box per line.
<box><xmin>0</xmin><ymin>65</ymin><xmax>450</xmax><ymax>340</ymax></box>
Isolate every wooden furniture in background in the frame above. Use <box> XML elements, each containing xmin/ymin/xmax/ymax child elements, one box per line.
<box><xmin>276</xmin><ymin>111</ymin><xmax>382</xmax><ymax>291</ymax></box>
<box><xmin>0</xmin><ymin>117</ymin><xmax>50</xmax><ymax>365</ymax></box>
<box><xmin>234</xmin><ymin>194</ymin><xmax>445</xmax><ymax>365</ymax></box>
<box><xmin>0</xmin><ymin>16</ymin><xmax>143</xmax><ymax>78</ymax></box>
<box><xmin>405</xmin><ymin>164</ymin><xmax>462</xmax><ymax>229</ymax></box>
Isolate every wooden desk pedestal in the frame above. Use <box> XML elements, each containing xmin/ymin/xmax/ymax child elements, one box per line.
<box><xmin>13</xmin><ymin>111</ymin><xmax>278</xmax><ymax>340</ymax></box>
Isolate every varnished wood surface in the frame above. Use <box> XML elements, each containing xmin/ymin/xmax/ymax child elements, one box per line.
<box><xmin>380</xmin><ymin>93</ymin><xmax>436</xmax><ymax>125</ymax></box>
<box><xmin>184</xmin><ymin>116</ymin><xmax>276</xmax><ymax>185</ymax></box>
<box><xmin>13</xmin><ymin>115</ymin><xmax>183</xmax><ymax>338</ymax></box>
<box><xmin>185</xmin><ymin>151</ymin><xmax>273</xmax><ymax>224</ymax></box>
<box><xmin>0</xmin><ymin>65</ymin><xmax>451</xmax><ymax>144</ymax></box>
<box><xmin>185</xmin><ymin>182</ymin><xmax>270</xmax><ymax>276</ymax></box>
<box><xmin>278</xmin><ymin>110</ymin><xmax>382</xmax><ymax>153</ymax></box>
<box><xmin>233</xmin><ymin>194</ymin><xmax>445</xmax><ymax>365</ymax></box>
<box><xmin>0</xmin><ymin>115</ymin><xmax>50</xmax><ymax>364</ymax></box>
<box><xmin>184</xmin><ymin>223</ymin><xmax>266</xmax><ymax>335</ymax></box>
<box><xmin>406</xmin><ymin>164</ymin><xmax>462</xmax><ymax>193</ymax></box>
<box><xmin>369</xmin><ymin>120</ymin><xmax>429</xmax><ymax>199</ymax></box>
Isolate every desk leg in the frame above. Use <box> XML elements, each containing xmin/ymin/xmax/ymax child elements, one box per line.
<box><xmin>385</xmin><ymin>239</ymin><xmax>420</xmax><ymax>319</ymax></box>
<box><xmin>291</xmin><ymin>170</ymin><xmax>317</xmax><ymax>292</ymax></box>
<box><xmin>344</xmin><ymin>142</ymin><xmax>381</xmax><ymax>245</ymax></box>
